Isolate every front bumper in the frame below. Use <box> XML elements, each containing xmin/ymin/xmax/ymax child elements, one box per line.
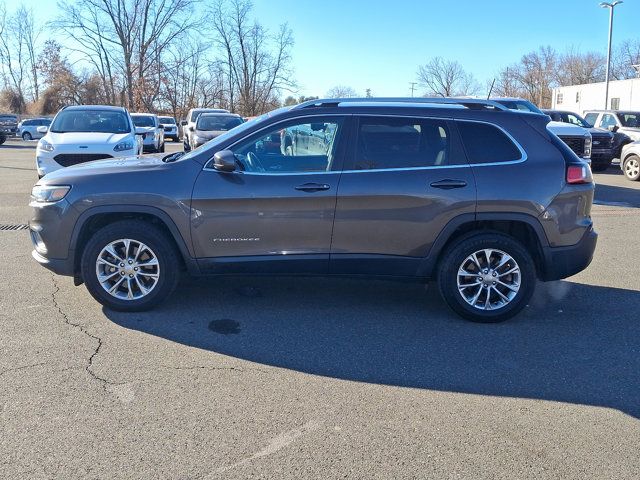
<box><xmin>31</xmin><ymin>249</ymin><xmax>74</xmax><ymax>276</ymax></box>
<box><xmin>541</xmin><ymin>227</ymin><xmax>598</xmax><ymax>281</ymax></box>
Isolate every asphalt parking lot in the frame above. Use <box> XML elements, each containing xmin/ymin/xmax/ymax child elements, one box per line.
<box><xmin>1</xmin><ymin>139</ymin><xmax>639</xmax><ymax>479</ymax></box>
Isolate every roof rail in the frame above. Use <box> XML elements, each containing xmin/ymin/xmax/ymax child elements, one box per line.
<box><xmin>293</xmin><ymin>97</ymin><xmax>510</xmax><ymax>111</ymax></box>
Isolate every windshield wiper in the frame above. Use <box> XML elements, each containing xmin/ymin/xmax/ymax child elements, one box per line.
<box><xmin>162</xmin><ymin>151</ymin><xmax>185</xmax><ymax>163</ymax></box>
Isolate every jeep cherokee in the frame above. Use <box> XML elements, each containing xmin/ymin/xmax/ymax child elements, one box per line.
<box><xmin>29</xmin><ymin>98</ymin><xmax>597</xmax><ymax>323</ymax></box>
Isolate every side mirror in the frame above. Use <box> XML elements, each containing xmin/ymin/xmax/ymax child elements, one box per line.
<box><xmin>213</xmin><ymin>150</ymin><xmax>237</xmax><ymax>172</ymax></box>
<box><xmin>180</xmin><ymin>120</ymin><xmax>188</xmax><ymax>126</ymax></box>
<box><xmin>609</xmin><ymin>125</ymin><xmax>619</xmax><ymax>133</ymax></box>
<box><xmin>36</xmin><ymin>126</ymin><xmax>48</xmax><ymax>134</ymax></box>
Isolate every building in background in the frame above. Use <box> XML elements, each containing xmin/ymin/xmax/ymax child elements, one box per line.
<box><xmin>552</xmin><ymin>78</ymin><xmax>640</xmax><ymax>114</ymax></box>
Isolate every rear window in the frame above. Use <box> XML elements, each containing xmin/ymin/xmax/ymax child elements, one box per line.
<box><xmin>457</xmin><ymin>121</ymin><xmax>522</xmax><ymax>164</ymax></box>
<box><xmin>355</xmin><ymin>117</ymin><xmax>450</xmax><ymax>170</ymax></box>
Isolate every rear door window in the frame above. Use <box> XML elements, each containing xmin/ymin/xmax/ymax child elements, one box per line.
<box><xmin>457</xmin><ymin>121</ymin><xmax>522</xmax><ymax>164</ymax></box>
<box><xmin>353</xmin><ymin>117</ymin><xmax>450</xmax><ymax>170</ymax></box>
<box><xmin>584</xmin><ymin>113</ymin><xmax>599</xmax><ymax>127</ymax></box>
<box><xmin>599</xmin><ymin>114</ymin><xmax>618</xmax><ymax>129</ymax></box>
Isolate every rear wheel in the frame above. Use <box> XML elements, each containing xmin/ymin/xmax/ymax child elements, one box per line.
<box><xmin>438</xmin><ymin>232</ymin><xmax>536</xmax><ymax>323</ymax></box>
<box><xmin>159</xmin><ymin>142</ymin><xmax>165</xmax><ymax>153</ymax></box>
<box><xmin>623</xmin><ymin>155</ymin><xmax>640</xmax><ymax>181</ymax></box>
<box><xmin>81</xmin><ymin>220</ymin><xmax>181</xmax><ymax>311</ymax></box>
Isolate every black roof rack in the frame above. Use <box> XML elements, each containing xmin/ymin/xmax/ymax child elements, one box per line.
<box><xmin>293</xmin><ymin>97</ymin><xmax>510</xmax><ymax>111</ymax></box>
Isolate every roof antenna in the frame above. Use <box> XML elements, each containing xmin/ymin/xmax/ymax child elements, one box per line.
<box><xmin>487</xmin><ymin>79</ymin><xmax>496</xmax><ymax>100</ymax></box>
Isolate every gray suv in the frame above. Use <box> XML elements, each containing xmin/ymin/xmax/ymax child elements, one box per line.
<box><xmin>29</xmin><ymin>98</ymin><xmax>597</xmax><ymax>323</ymax></box>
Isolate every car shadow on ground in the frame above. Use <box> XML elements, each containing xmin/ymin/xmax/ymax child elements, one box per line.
<box><xmin>0</xmin><ymin>144</ymin><xmax>36</xmax><ymax>150</ymax></box>
<box><xmin>105</xmin><ymin>277</ymin><xmax>640</xmax><ymax>418</ymax></box>
<box><xmin>595</xmin><ymin>183</ymin><xmax>640</xmax><ymax>207</ymax></box>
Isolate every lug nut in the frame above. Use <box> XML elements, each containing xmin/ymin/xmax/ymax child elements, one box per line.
<box><xmin>129</xmin><ymin>274</ymin><xmax>134</xmax><ymax>278</ymax></box>
<box><xmin>120</xmin><ymin>263</ymin><xmax>125</xmax><ymax>267</ymax></box>
<box><xmin>128</xmin><ymin>260</ymin><xmax>133</xmax><ymax>264</ymax></box>
<box><xmin>134</xmin><ymin>267</ymin><xmax>138</xmax><ymax>271</ymax></box>
<box><xmin>492</xmin><ymin>272</ymin><xmax>497</xmax><ymax>277</ymax></box>
<box><xmin>120</xmin><ymin>271</ymin><xmax>125</xmax><ymax>276</ymax></box>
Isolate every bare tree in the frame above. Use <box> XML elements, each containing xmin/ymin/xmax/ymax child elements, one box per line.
<box><xmin>417</xmin><ymin>57</ymin><xmax>478</xmax><ymax>97</ymax></box>
<box><xmin>555</xmin><ymin>48</ymin><xmax>605</xmax><ymax>86</ymax></box>
<box><xmin>0</xmin><ymin>3</ymin><xmax>40</xmax><ymax>112</ymax></box>
<box><xmin>612</xmin><ymin>39</ymin><xmax>640</xmax><ymax>80</ymax></box>
<box><xmin>325</xmin><ymin>85</ymin><xmax>358</xmax><ymax>98</ymax></box>
<box><xmin>56</xmin><ymin>0</ymin><xmax>201</xmax><ymax>110</ymax></box>
<box><xmin>211</xmin><ymin>0</ymin><xmax>295</xmax><ymax>116</ymax></box>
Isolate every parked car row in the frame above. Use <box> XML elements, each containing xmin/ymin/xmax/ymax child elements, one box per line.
<box><xmin>30</xmin><ymin>97</ymin><xmax>597</xmax><ymax>323</ymax></box>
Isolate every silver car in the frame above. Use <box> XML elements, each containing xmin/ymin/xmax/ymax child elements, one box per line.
<box><xmin>18</xmin><ymin>118</ymin><xmax>51</xmax><ymax>141</ymax></box>
<box><xmin>190</xmin><ymin>113</ymin><xmax>244</xmax><ymax>149</ymax></box>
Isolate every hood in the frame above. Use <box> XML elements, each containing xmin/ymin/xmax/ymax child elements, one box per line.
<box><xmin>588</xmin><ymin>127</ymin><xmax>613</xmax><ymax>138</ymax></box>
<box><xmin>41</xmin><ymin>154</ymin><xmax>168</xmax><ymax>183</ymax></box>
<box><xmin>46</xmin><ymin>131</ymin><xmax>131</xmax><ymax>145</ymax></box>
<box><xmin>134</xmin><ymin>126</ymin><xmax>156</xmax><ymax>133</ymax></box>
<box><xmin>195</xmin><ymin>130</ymin><xmax>225</xmax><ymax>140</ymax></box>
<box><xmin>547</xmin><ymin>121</ymin><xmax>589</xmax><ymax>136</ymax></box>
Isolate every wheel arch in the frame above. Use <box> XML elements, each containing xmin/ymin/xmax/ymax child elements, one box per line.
<box><xmin>418</xmin><ymin>213</ymin><xmax>550</xmax><ymax>280</ymax></box>
<box><xmin>70</xmin><ymin>205</ymin><xmax>198</xmax><ymax>282</ymax></box>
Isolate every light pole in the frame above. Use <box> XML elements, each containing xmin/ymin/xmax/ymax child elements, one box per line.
<box><xmin>600</xmin><ymin>1</ymin><xmax>623</xmax><ymax>109</ymax></box>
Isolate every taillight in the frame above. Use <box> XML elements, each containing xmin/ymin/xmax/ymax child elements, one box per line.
<box><xmin>567</xmin><ymin>164</ymin><xmax>592</xmax><ymax>184</ymax></box>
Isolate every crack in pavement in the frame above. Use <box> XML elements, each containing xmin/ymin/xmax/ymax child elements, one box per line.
<box><xmin>49</xmin><ymin>273</ymin><xmax>121</xmax><ymax>392</ymax></box>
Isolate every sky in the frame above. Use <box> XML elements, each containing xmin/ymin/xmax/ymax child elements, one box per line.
<box><xmin>10</xmin><ymin>0</ymin><xmax>640</xmax><ymax>98</ymax></box>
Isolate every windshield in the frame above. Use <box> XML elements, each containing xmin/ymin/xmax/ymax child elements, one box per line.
<box><xmin>494</xmin><ymin>100</ymin><xmax>544</xmax><ymax>114</ymax></box>
<box><xmin>132</xmin><ymin>115</ymin><xmax>156</xmax><ymax>127</ymax></box>
<box><xmin>50</xmin><ymin>110</ymin><xmax>131</xmax><ymax>134</ymax></box>
<box><xmin>196</xmin><ymin>115</ymin><xmax>243</xmax><ymax>131</ymax></box>
<box><xmin>562</xmin><ymin>112</ymin><xmax>590</xmax><ymax>128</ymax></box>
<box><xmin>159</xmin><ymin>117</ymin><xmax>175</xmax><ymax>125</ymax></box>
<box><xmin>619</xmin><ymin>113</ymin><xmax>640</xmax><ymax>128</ymax></box>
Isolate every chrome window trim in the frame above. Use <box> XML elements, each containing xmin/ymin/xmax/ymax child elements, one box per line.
<box><xmin>201</xmin><ymin>113</ymin><xmax>528</xmax><ymax>174</ymax></box>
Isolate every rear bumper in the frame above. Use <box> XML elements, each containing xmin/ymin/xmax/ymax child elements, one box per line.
<box><xmin>541</xmin><ymin>227</ymin><xmax>597</xmax><ymax>281</ymax></box>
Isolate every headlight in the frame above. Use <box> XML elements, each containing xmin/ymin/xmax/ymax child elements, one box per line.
<box><xmin>584</xmin><ymin>134</ymin><xmax>592</xmax><ymax>158</ymax></box>
<box><xmin>38</xmin><ymin>139</ymin><xmax>54</xmax><ymax>152</ymax></box>
<box><xmin>114</xmin><ymin>140</ymin><xmax>134</xmax><ymax>152</ymax></box>
<box><xmin>31</xmin><ymin>185</ymin><xmax>71</xmax><ymax>203</ymax></box>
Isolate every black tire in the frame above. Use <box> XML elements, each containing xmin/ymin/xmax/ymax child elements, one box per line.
<box><xmin>81</xmin><ymin>220</ymin><xmax>181</xmax><ymax>311</ymax></box>
<box><xmin>437</xmin><ymin>232</ymin><xmax>536</xmax><ymax>323</ymax></box>
<box><xmin>0</xmin><ymin>134</ymin><xmax>6</xmax><ymax>145</ymax></box>
<box><xmin>22</xmin><ymin>132</ymin><xmax>32</xmax><ymax>141</ymax></box>
<box><xmin>623</xmin><ymin>155</ymin><xmax>640</xmax><ymax>181</ymax></box>
<box><xmin>183</xmin><ymin>139</ymin><xmax>191</xmax><ymax>152</ymax></box>
<box><xmin>160</xmin><ymin>142</ymin><xmax>165</xmax><ymax>153</ymax></box>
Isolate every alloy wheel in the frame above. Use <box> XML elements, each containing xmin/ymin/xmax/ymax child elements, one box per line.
<box><xmin>457</xmin><ymin>248</ymin><xmax>521</xmax><ymax>311</ymax></box>
<box><xmin>95</xmin><ymin>238</ymin><xmax>160</xmax><ymax>300</ymax></box>
<box><xmin>625</xmin><ymin>157</ymin><xmax>639</xmax><ymax>179</ymax></box>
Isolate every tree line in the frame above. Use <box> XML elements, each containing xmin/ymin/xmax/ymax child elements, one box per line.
<box><xmin>0</xmin><ymin>0</ymin><xmax>296</xmax><ymax>119</ymax></box>
<box><xmin>416</xmin><ymin>42</ymin><xmax>640</xmax><ymax>108</ymax></box>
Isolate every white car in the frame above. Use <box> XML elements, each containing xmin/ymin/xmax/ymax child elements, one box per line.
<box><xmin>159</xmin><ymin>115</ymin><xmax>179</xmax><ymax>142</ymax></box>
<box><xmin>35</xmin><ymin>105</ymin><xmax>143</xmax><ymax>178</ymax></box>
<box><xmin>620</xmin><ymin>141</ymin><xmax>640</xmax><ymax>181</ymax></box>
<box><xmin>131</xmin><ymin>113</ymin><xmax>165</xmax><ymax>153</ymax></box>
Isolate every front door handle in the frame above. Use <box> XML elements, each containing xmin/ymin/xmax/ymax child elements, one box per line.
<box><xmin>295</xmin><ymin>182</ymin><xmax>331</xmax><ymax>192</ymax></box>
<box><xmin>430</xmin><ymin>179</ymin><xmax>468</xmax><ymax>190</ymax></box>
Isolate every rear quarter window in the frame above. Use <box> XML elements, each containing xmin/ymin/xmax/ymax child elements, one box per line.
<box><xmin>457</xmin><ymin>121</ymin><xmax>522</xmax><ymax>164</ymax></box>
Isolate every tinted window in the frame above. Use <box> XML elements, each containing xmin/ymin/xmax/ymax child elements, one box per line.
<box><xmin>41</xmin><ymin>119</ymin><xmax>51</xmax><ymax>126</ymax></box>
<box><xmin>23</xmin><ymin>120</ymin><xmax>34</xmax><ymax>126</ymax></box>
<box><xmin>159</xmin><ymin>116</ymin><xmax>175</xmax><ymax>125</ymax></box>
<box><xmin>232</xmin><ymin>118</ymin><xmax>342</xmax><ymax>173</ymax></box>
<box><xmin>563</xmin><ymin>113</ymin><xmax>589</xmax><ymax>128</ymax></box>
<box><xmin>619</xmin><ymin>113</ymin><xmax>640</xmax><ymax>127</ymax></box>
<box><xmin>457</xmin><ymin>121</ymin><xmax>522</xmax><ymax>164</ymax></box>
<box><xmin>132</xmin><ymin>115</ymin><xmax>156</xmax><ymax>127</ymax></box>
<box><xmin>355</xmin><ymin>117</ymin><xmax>449</xmax><ymax>170</ymax></box>
<box><xmin>197</xmin><ymin>115</ymin><xmax>243</xmax><ymax>131</ymax></box>
<box><xmin>50</xmin><ymin>110</ymin><xmax>131</xmax><ymax>134</ymax></box>
<box><xmin>584</xmin><ymin>113</ymin><xmax>598</xmax><ymax>127</ymax></box>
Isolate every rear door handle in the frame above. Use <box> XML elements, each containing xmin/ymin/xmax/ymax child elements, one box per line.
<box><xmin>295</xmin><ymin>182</ymin><xmax>331</xmax><ymax>192</ymax></box>
<box><xmin>430</xmin><ymin>179</ymin><xmax>468</xmax><ymax>189</ymax></box>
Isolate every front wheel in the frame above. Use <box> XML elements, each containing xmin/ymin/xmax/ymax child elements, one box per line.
<box><xmin>22</xmin><ymin>132</ymin><xmax>32</xmax><ymax>141</ymax></box>
<box><xmin>81</xmin><ymin>220</ymin><xmax>181</xmax><ymax>311</ymax></box>
<box><xmin>623</xmin><ymin>155</ymin><xmax>640</xmax><ymax>181</ymax></box>
<box><xmin>437</xmin><ymin>233</ymin><xmax>536</xmax><ymax>323</ymax></box>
